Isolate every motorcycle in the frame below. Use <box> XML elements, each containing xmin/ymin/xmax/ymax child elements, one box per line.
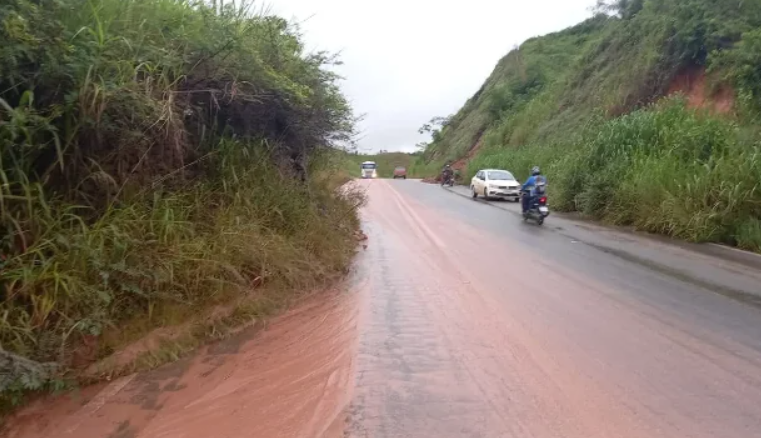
<box><xmin>521</xmin><ymin>180</ymin><xmax>549</xmax><ymax>225</ymax></box>
<box><xmin>441</xmin><ymin>172</ymin><xmax>454</xmax><ymax>187</ymax></box>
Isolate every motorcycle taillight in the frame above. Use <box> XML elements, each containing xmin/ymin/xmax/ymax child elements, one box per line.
<box><xmin>539</xmin><ymin>196</ymin><xmax>547</xmax><ymax>204</ymax></box>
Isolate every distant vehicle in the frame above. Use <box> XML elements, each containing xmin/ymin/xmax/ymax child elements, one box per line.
<box><xmin>393</xmin><ymin>166</ymin><xmax>407</xmax><ymax>179</ymax></box>
<box><xmin>470</xmin><ymin>169</ymin><xmax>521</xmax><ymax>201</ymax></box>
<box><xmin>361</xmin><ymin>161</ymin><xmax>377</xmax><ymax>179</ymax></box>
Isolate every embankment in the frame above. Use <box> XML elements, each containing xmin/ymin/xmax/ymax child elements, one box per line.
<box><xmin>0</xmin><ymin>0</ymin><xmax>360</xmax><ymax>412</ymax></box>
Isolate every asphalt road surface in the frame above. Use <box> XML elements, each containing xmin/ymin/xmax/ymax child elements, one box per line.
<box><xmin>345</xmin><ymin>178</ymin><xmax>761</xmax><ymax>438</ymax></box>
<box><xmin>7</xmin><ymin>178</ymin><xmax>761</xmax><ymax>438</ymax></box>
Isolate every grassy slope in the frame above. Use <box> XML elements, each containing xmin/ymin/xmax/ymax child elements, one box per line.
<box><xmin>419</xmin><ymin>0</ymin><xmax>761</xmax><ymax>251</ymax></box>
<box><xmin>0</xmin><ymin>0</ymin><xmax>360</xmax><ymax>409</ymax></box>
<box><xmin>422</xmin><ymin>16</ymin><xmax>608</xmax><ymax>164</ymax></box>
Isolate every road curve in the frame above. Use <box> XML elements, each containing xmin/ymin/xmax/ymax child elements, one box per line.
<box><xmin>345</xmin><ymin>178</ymin><xmax>761</xmax><ymax>438</ymax></box>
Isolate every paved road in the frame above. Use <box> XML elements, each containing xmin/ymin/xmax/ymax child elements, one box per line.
<box><xmin>346</xmin><ymin>178</ymin><xmax>761</xmax><ymax>438</ymax></box>
<box><xmin>7</xmin><ymin>178</ymin><xmax>761</xmax><ymax>438</ymax></box>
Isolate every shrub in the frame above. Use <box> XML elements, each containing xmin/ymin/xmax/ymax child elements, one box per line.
<box><xmin>0</xmin><ymin>0</ymin><xmax>359</xmax><ymax>408</ymax></box>
<box><xmin>467</xmin><ymin>99</ymin><xmax>761</xmax><ymax>246</ymax></box>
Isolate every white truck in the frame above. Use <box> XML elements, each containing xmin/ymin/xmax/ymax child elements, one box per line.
<box><xmin>361</xmin><ymin>161</ymin><xmax>378</xmax><ymax>179</ymax></box>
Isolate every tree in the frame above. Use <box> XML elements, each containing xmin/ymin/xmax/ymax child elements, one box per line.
<box><xmin>594</xmin><ymin>0</ymin><xmax>644</xmax><ymax>19</ymax></box>
<box><xmin>418</xmin><ymin>115</ymin><xmax>453</xmax><ymax>144</ymax></box>
<box><xmin>418</xmin><ymin>115</ymin><xmax>452</xmax><ymax>135</ymax></box>
<box><xmin>710</xmin><ymin>28</ymin><xmax>761</xmax><ymax>108</ymax></box>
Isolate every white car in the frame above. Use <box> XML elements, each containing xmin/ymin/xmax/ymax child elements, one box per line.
<box><xmin>471</xmin><ymin>169</ymin><xmax>521</xmax><ymax>201</ymax></box>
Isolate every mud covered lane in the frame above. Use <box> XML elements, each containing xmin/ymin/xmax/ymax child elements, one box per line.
<box><xmin>5</xmin><ymin>289</ymin><xmax>362</xmax><ymax>438</ymax></box>
<box><xmin>345</xmin><ymin>179</ymin><xmax>761</xmax><ymax>438</ymax></box>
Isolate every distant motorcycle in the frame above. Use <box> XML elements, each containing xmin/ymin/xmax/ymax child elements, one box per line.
<box><xmin>441</xmin><ymin>172</ymin><xmax>454</xmax><ymax>187</ymax></box>
<box><xmin>521</xmin><ymin>179</ymin><xmax>549</xmax><ymax>225</ymax></box>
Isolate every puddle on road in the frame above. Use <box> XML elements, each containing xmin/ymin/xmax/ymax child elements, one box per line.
<box><xmin>5</xmin><ymin>284</ymin><xmax>366</xmax><ymax>438</ymax></box>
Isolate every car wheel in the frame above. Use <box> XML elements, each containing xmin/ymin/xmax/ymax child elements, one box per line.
<box><xmin>471</xmin><ymin>186</ymin><xmax>477</xmax><ymax>199</ymax></box>
<box><xmin>403</xmin><ymin>176</ymin><xmax>406</xmax><ymax>179</ymax></box>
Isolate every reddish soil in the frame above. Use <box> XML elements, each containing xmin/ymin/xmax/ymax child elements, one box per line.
<box><xmin>667</xmin><ymin>67</ymin><xmax>734</xmax><ymax>114</ymax></box>
<box><xmin>423</xmin><ymin>133</ymin><xmax>485</xmax><ymax>184</ymax></box>
<box><xmin>451</xmin><ymin>134</ymin><xmax>484</xmax><ymax>172</ymax></box>
<box><xmin>3</xmin><ymin>288</ymin><xmax>363</xmax><ymax>438</ymax></box>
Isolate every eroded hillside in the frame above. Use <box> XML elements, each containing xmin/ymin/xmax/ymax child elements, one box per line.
<box><xmin>420</xmin><ymin>0</ymin><xmax>761</xmax><ymax>251</ymax></box>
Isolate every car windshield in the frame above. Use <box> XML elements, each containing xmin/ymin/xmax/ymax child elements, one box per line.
<box><xmin>361</xmin><ymin>163</ymin><xmax>376</xmax><ymax>169</ymax></box>
<box><xmin>487</xmin><ymin>170</ymin><xmax>515</xmax><ymax>181</ymax></box>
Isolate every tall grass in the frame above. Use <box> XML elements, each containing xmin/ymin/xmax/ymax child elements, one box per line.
<box><xmin>0</xmin><ymin>0</ymin><xmax>359</xmax><ymax>409</ymax></box>
<box><xmin>407</xmin><ymin>158</ymin><xmax>444</xmax><ymax>179</ymax></box>
<box><xmin>1</xmin><ymin>142</ymin><xmax>361</xmax><ymax>407</ymax></box>
<box><xmin>468</xmin><ymin>99</ymin><xmax>761</xmax><ymax>250</ymax></box>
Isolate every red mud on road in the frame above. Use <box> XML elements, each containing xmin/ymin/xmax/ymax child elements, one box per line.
<box><xmin>4</xmin><ymin>288</ymin><xmax>364</xmax><ymax>438</ymax></box>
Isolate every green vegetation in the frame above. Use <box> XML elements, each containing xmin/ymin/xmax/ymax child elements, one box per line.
<box><xmin>0</xmin><ymin>0</ymin><xmax>360</xmax><ymax>409</ymax></box>
<box><xmin>418</xmin><ymin>0</ymin><xmax>761</xmax><ymax>251</ymax></box>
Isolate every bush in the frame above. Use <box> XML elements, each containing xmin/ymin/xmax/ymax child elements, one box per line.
<box><xmin>0</xmin><ymin>0</ymin><xmax>359</xmax><ymax>408</ymax></box>
<box><xmin>468</xmin><ymin>99</ymin><xmax>761</xmax><ymax>246</ymax></box>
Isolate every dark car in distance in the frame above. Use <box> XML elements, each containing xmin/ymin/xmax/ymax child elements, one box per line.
<box><xmin>393</xmin><ymin>166</ymin><xmax>407</xmax><ymax>179</ymax></box>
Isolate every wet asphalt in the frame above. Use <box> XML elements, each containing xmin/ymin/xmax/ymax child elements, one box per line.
<box><xmin>346</xmin><ymin>178</ymin><xmax>761</xmax><ymax>438</ymax></box>
<box><xmin>7</xmin><ymin>177</ymin><xmax>761</xmax><ymax>438</ymax></box>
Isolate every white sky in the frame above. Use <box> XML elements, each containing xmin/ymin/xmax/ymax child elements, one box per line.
<box><xmin>267</xmin><ymin>0</ymin><xmax>597</xmax><ymax>153</ymax></box>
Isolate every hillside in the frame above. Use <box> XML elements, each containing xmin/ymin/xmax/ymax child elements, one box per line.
<box><xmin>420</xmin><ymin>0</ymin><xmax>761</xmax><ymax>251</ymax></box>
<box><xmin>0</xmin><ymin>0</ymin><xmax>360</xmax><ymax>409</ymax></box>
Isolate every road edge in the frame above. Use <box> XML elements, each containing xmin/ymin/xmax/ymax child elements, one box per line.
<box><xmin>441</xmin><ymin>184</ymin><xmax>761</xmax><ymax>271</ymax></box>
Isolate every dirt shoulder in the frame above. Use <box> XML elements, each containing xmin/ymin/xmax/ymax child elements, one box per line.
<box><xmin>3</xmin><ymin>283</ymin><xmax>364</xmax><ymax>438</ymax></box>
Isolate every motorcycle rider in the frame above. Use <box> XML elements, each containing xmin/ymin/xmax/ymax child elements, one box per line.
<box><xmin>441</xmin><ymin>163</ymin><xmax>454</xmax><ymax>183</ymax></box>
<box><xmin>521</xmin><ymin>166</ymin><xmax>544</xmax><ymax>213</ymax></box>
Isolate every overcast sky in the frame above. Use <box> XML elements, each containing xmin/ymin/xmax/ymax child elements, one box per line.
<box><xmin>267</xmin><ymin>0</ymin><xmax>597</xmax><ymax>153</ymax></box>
